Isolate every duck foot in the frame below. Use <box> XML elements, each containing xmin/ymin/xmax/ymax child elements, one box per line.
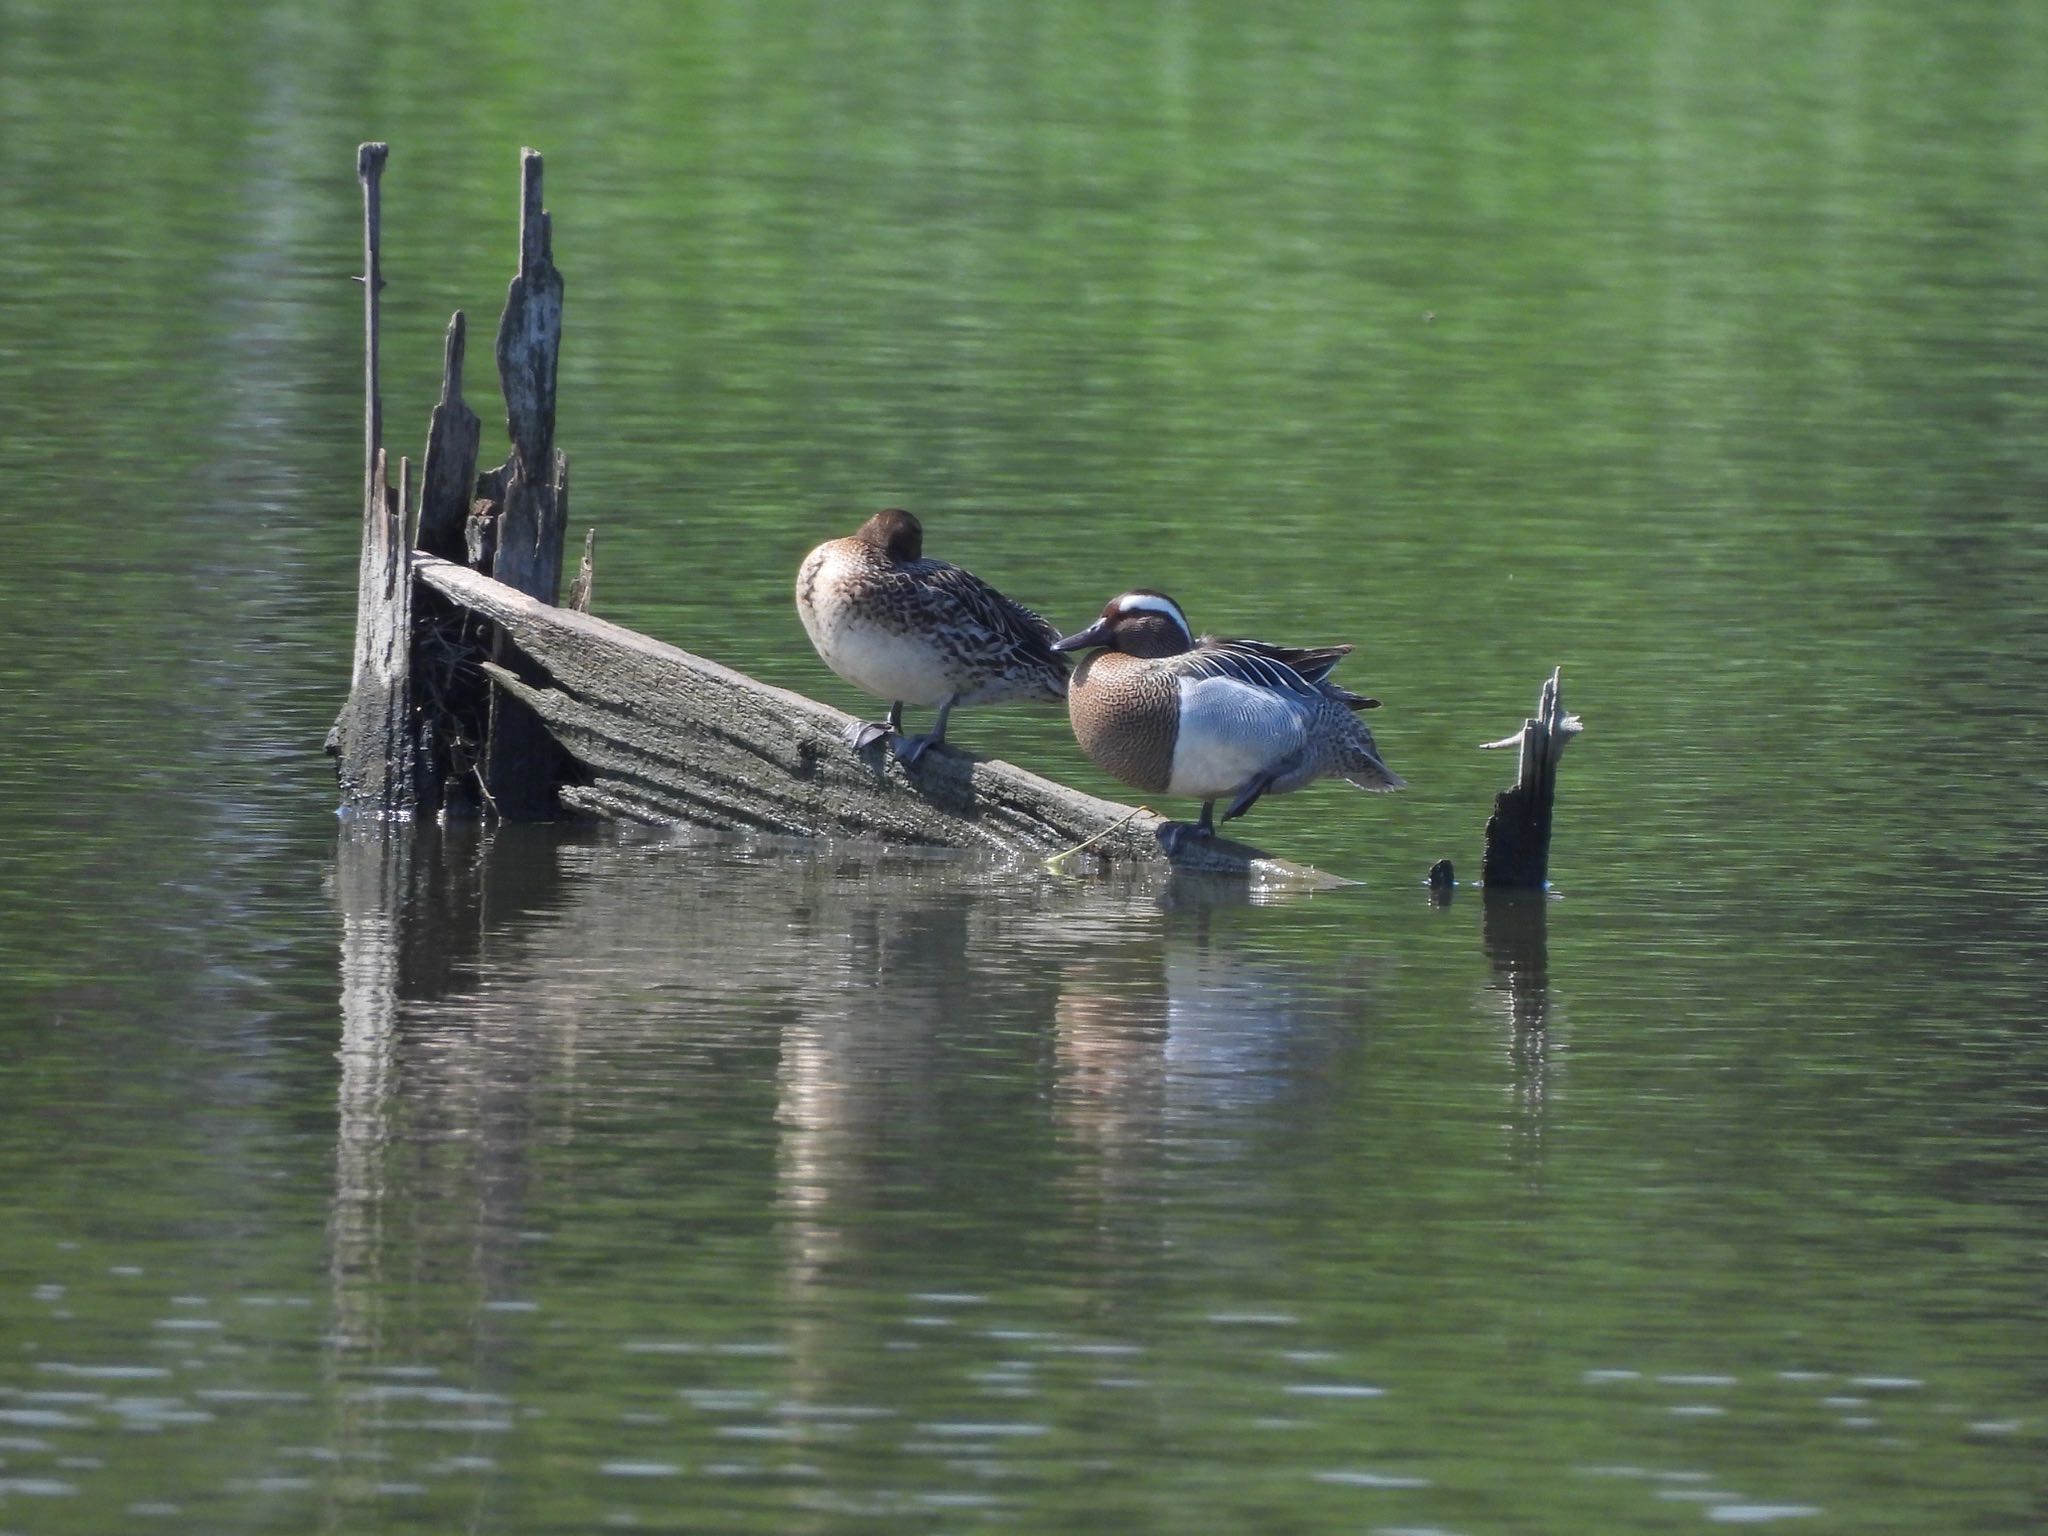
<box><xmin>892</xmin><ymin>733</ymin><xmax>942</xmax><ymax>769</ymax></box>
<box><xmin>1156</xmin><ymin>802</ymin><xmax>1218</xmax><ymax>859</ymax></box>
<box><xmin>844</xmin><ymin>701</ymin><xmax>905</xmax><ymax>752</ymax></box>
<box><xmin>844</xmin><ymin>719</ymin><xmax>893</xmax><ymax>752</ymax></box>
<box><xmin>891</xmin><ymin>698</ymin><xmax>953</xmax><ymax>770</ymax></box>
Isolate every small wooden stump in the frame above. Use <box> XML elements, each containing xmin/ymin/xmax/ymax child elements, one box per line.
<box><xmin>1478</xmin><ymin>667</ymin><xmax>1582</xmax><ymax>888</ymax></box>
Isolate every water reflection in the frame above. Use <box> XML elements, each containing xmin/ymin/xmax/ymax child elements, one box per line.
<box><xmin>1052</xmin><ymin>882</ymin><xmax>1363</xmax><ymax>1212</ymax></box>
<box><xmin>1481</xmin><ymin>890</ymin><xmax>1556</xmax><ymax>1181</ymax></box>
<box><xmin>327</xmin><ymin>827</ymin><xmax>1378</xmax><ymax>1496</ymax></box>
<box><xmin>313</xmin><ymin>825</ymin><xmax>2045</xmax><ymax>1532</ymax></box>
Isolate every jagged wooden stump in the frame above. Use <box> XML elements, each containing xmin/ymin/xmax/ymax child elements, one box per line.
<box><xmin>1479</xmin><ymin>667</ymin><xmax>1583</xmax><ymax>888</ymax></box>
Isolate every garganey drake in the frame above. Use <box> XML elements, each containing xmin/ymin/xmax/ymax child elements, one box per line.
<box><xmin>1052</xmin><ymin>590</ymin><xmax>1403</xmax><ymax>855</ymax></box>
<box><xmin>796</xmin><ymin>508</ymin><xmax>1068</xmax><ymax>767</ymax></box>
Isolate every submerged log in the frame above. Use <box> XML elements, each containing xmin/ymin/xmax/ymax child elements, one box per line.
<box><xmin>1479</xmin><ymin>667</ymin><xmax>1583</xmax><ymax>888</ymax></box>
<box><xmin>415</xmin><ymin>556</ymin><xmax>1337</xmax><ymax>884</ymax></box>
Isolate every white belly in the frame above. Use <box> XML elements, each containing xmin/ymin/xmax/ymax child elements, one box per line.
<box><xmin>1166</xmin><ymin>675</ymin><xmax>1309</xmax><ymax>798</ymax></box>
<box><xmin>797</xmin><ymin>552</ymin><xmax>957</xmax><ymax>706</ymax></box>
<box><xmin>817</xmin><ymin>617</ymin><xmax>958</xmax><ymax>706</ymax></box>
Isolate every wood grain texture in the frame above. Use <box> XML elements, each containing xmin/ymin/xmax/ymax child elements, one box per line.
<box><xmin>416</xmin><ymin>556</ymin><xmax>1340</xmax><ymax>885</ymax></box>
<box><xmin>332</xmin><ymin>454</ymin><xmax>418</xmax><ymax>814</ymax></box>
<box><xmin>568</xmin><ymin>526</ymin><xmax>596</xmax><ymax>614</ymax></box>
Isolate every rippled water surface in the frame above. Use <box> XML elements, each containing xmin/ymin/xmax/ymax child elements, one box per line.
<box><xmin>2</xmin><ymin>1</ymin><xmax>2045</xmax><ymax>1532</ymax></box>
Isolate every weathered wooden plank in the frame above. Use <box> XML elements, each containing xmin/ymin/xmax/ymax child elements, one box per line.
<box><xmin>416</xmin><ymin>556</ymin><xmax>1340</xmax><ymax>884</ymax></box>
<box><xmin>1479</xmin><ymin>667</ymin><xmax>1583</xmax><ymax>888</ymax></box>
<box><xmin>416</xmin><ymin>311</ymin><xmax>482</xmax><ymax>562</ymax></box>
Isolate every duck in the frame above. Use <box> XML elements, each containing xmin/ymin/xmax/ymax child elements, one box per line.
<box><xmin>1052</xmin><ymin>590</ymin><xmax>1403</xmax><ymax>855</ymax></box>
<box><xmin>796</xmin><ymin>508</ymin><xmax>1068</xmax><ymax>767</ymax></box>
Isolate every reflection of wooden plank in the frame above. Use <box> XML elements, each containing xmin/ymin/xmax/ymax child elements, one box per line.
<box><xmin>417</xmin><ymin>556</ymin><xmax>1339</xmax><ymax>884</ymax></box>
<box><xmin>1480</xmin><ymin>667</ymin><xmax>1583</xmax><ymax>888</ymax></box>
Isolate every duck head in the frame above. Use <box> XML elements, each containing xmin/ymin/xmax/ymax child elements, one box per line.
<box><xmin>1053</xmin><ymin>591</ymin><xmax>1195</xmax><ymax>659</ymax></box>
<box><xmin>854</xmin><ymin>507</ymin><xmax>923</xmax><ymax>562</ymax></box>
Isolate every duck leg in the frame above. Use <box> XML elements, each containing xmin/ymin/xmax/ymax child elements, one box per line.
<box><xmin>893</xmin><ymin>697</ymin><xmax>955</xmax><ymax>769</ymax></box>
<box><xmin>1221</xmin><ymin>771</ymin><xmax>1277</xmax><ymax>824</ymax></box>
<box><xmin>1156</xmin><ymin>801</ymin><xmax>1217</xmax><ymax>858</ymax></box>
<box><xmin>844</xmin><ymin>701</ymin><xmax>903</xmax><ymax>752</ymax></box>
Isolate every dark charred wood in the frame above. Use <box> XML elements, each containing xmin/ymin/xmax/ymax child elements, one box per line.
<box><xmin>417</xmin><ymin>312</ymin><xmax>481</xmax><ymax>563</ymax></box>
<box><xmin>1479</xmin><ymin>667</ymin><xmax>1583</xmax><ymax>888</ymax></box>
<box><xmin>476</xmin><ymin>150</ymin><xmax>570</xmax><ymax>819</ymax></box>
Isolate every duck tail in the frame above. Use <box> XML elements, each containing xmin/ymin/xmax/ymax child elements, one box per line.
<box><xmin>1342</xmin><ymin>745</ymin><xmax>1404</xmax><ymax>792</ymax></box>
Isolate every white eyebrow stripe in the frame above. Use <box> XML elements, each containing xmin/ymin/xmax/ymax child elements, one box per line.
<box><xmin>1113</xmin><ymin>593</ymin><xmax>1192</xmax><ymax>639</ymax></box>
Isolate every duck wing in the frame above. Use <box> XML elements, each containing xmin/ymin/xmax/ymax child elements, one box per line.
<box><xmin>1181</xmin><ymin>638</ymin><xmax>1381</xmax><ymax>709</ymax></box>
<box><xmin>1213</xmin><ymin>638</ymin><xmax>1347</xmax><ymax>682</ymax></box>
<box><xmin>908</xmin><ymin>559</ymin><xmax>1066</xmax><ymax>667</ymax></box>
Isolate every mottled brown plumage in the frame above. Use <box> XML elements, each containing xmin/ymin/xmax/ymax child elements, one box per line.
<box><xmin>796</xmin><ymin>509</ymin><xmax>1067</xmax><ymax>765</ymax></box>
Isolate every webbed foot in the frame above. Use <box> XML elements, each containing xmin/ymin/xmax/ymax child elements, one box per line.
<box><xmin>845</xmin><ymin>719</ymin><xmax>892</xmax><ymax>752</ymax></box>
<box><xmin>891</xmin><ymin>697</ymin><xmax>953</xmax><ymax>770</ymax></box>
<box><xmin>893</xmin><ymin>733</ymin><xmax>941</xmax><ymax>769</ymax></box>
<box><xmin>1156</xmin><ymin>819</ymin><xmax>1216</xmax><ymax>859</ymax></box>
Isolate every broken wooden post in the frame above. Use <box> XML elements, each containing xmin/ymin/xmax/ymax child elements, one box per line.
<box><xmin>405</xmin><ymin>310</ymin><xmax>488</xmax><ymax>818</ymax></box>
<box><xmin>358</xmin><ymin>142</ymin><xmax>386</xmax><ymax>505</ymax></box>
<box><xmin>489</xmin><ymin>149</ymin><xmax>567</xmax><ymax>603</ymax></box>
<box><xmin>478</xmin><ymin>148</ymin><xmax>570</xmax><ymax>818</ymax></box>
<box><xmin>568</xmin><ymin>527</ymin><xmax>596</xmax><ymax>614</ymax></box>
<box><xmin>328</xmin><ymin>141</ymin><xmax>421</xmax><ymax>817</ymax></box>
<box><xmin>417</xmin><ymin>311</ymin><xmax>481</xmax><ymax>562</ymax></box>
<box><xmin>1479</xmin><ymin>667</ymin><xmax>1583</xmax><ymax>888</ymax></box>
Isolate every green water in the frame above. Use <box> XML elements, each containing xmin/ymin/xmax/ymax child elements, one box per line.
<box><xmin>2</xmin><ymin>1</ymin><xmax>2045</xmax><ymax>1531</ymax></box>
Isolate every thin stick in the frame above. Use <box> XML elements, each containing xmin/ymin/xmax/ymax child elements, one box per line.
<box><xmin>1044</xmin><ymin>804</ymin><xmax>1152</xmax><ymax>876</ymax></box>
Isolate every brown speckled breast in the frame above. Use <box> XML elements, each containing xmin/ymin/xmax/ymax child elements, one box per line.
<box><xmin>1068</xmin><ymin>651</ymin><xmax>1179</xmax><ymax>795</ymax></box>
